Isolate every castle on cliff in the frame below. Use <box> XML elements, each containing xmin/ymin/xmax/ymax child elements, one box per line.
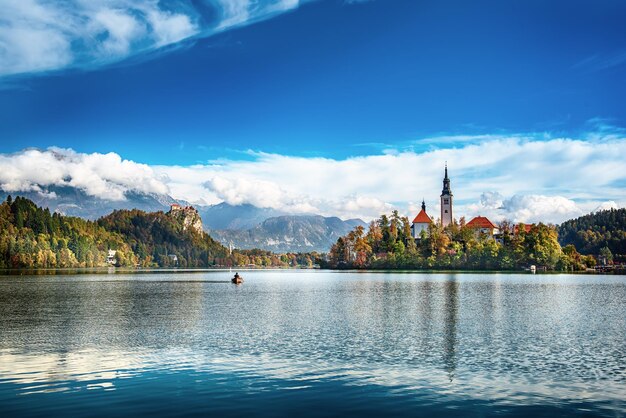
<box><xmin>169</xmin><ymin>204</ymin><xmax>204</xmax><ymax>234</ymax></box>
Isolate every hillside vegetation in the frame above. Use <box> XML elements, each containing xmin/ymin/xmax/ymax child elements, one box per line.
<box><xmin>0</xmin><ymin>196</ymin><xmax>227</xmax><ymax>268</ymax></box>
<box><xmin>558</xmin><ymin>208</ymin><xmax>626</xmax><ymax>261</ymax></box>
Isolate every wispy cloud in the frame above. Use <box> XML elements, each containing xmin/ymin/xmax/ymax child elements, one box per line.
<box><xmin>0</xmin><ymin>0</ymin><xmax>310</xmax><ymax>78</ymax></box>
<box><xmin>571</xmin><ymin>50</ymin><xmax>626</xmax><ymax>73</ymax></box>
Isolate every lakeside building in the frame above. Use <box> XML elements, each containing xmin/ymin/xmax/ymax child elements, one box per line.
<box><xmin>466</xmin><ymin>216</ymin><xmax>499</xmax><ymax>237</ymax></box>
<box><xmin>106</xmin><ymin>250</ymin><xmax>117</xmax><ymax>264</ymax></box>
<box><xmin>411</xmin><ymin>200</ymin><xmax>432</xmax><ymax>239</ymax></box>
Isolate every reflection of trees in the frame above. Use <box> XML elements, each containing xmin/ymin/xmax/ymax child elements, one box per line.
<box><xmin>442</xmin><ymin>275</ymin><xmax>459</xmax><ymax>382</ymax></box>
<box><xmin>0</xmin><ymin>275</ymin><xmax>205</xmax><ymax>351</ymax></box>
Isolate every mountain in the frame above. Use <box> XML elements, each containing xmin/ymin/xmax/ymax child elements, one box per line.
<box><xmin>211</xmin><ymin>215</ymin><xmax>367</xmax><ymax>253</ymax></box>
<box><xmin>197</xmin><ymin>202</ymin><xmax>285</xmax><ymax>230</ymax></box>
<box><xmin>558</xmin><ymin>208</ymin><xmax>626</xmax><ymax>258</ymax></box>
<box><xmin>0</xmin><ymin>186</ymin><xmax>179</xmax><ymax>220</ymax></box>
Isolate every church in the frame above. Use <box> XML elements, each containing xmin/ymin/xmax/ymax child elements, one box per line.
<box><xmin>411</xmin><ymin>165</ymin><xmax>452</xmax><ymax>238</ymax></box>
<box><xmin>411</xmin><ymin>165</ymin><xmax>497</xmax><ymax>239</ymax></box>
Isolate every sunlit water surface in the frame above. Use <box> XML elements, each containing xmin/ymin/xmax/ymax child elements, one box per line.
<box><xmin>1</xmin><ymin>270</ymin><xmax>625</xmax><ymax>417</ymax></box>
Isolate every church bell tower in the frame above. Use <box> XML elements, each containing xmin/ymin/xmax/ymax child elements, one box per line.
<box><xmin>440</xmin><ymin>164</ymin><xmax>453</xmax><ymax>227</ymax></box>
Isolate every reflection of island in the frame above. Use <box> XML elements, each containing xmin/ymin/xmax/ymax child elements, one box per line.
<box><xmin>442</xmin><ymin>276</ymin><xmax>459</xmax><ymax>382</ymax></box>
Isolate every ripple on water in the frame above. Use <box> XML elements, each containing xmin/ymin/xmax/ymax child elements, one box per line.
<box><xmin>0</xmin><ymin>271</ymin><xmax>625</xmax><ymax>416</ymax></box>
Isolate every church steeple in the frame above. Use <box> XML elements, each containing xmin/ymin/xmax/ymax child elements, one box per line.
<box><xmin>442</xmin><ymin>162</ymin><xmax>451</xmax><ymax>195</ymax></box>
<box><xmin>440</xmin><ymin>163</ymin><xmax>453</xmax><ymax>227</ymax></box>
<box><xmin>421</xmin><ymin>199</ymin><xmax>426</xmax><ymax>211</ymax></box>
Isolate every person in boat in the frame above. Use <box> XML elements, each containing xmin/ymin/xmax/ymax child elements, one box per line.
<box><xmin>233</xmin><ymin>272</ymin><xmax>242</xmax><ymax>282</ymax></box>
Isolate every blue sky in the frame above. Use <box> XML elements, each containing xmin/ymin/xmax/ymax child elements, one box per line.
<box><xmin>0</xmin><ymin>0</ymin><xmax>625</xmax><ymax>221</ymax></box>
<box><xmin>2</xmin><ymin>0</ymin><xmax>626</xmax><ymax>163</ymax></box>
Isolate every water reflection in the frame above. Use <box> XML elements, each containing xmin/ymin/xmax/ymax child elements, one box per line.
<box><xmin>0</xmin><ymin>271</ymin><xmax>625</xmax><ymax>416</ymax></box>
<box><xmin>442</xmin><ymin>276</ymin><xmax>458</xmax><ymax>382</ymax></box>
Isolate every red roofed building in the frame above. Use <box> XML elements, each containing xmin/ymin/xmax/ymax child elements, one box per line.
<box><xmin>411</xmin><ymin>200</ymin><xmax>432</xmax><ymax>239</ymax></box>
<box><xmin>466</xmin><ymin>216</ymin><xmax>499</xmax><ymax>237</ymax></box>
<box><xmin>513</xmin><ymin>224</ymin><xmax>534</xmax><ymax>235</ymax></box>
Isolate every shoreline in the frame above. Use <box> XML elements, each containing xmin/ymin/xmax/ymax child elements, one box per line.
<box><xmin>1</xmin><ymin>267</ymin><xmax>623</xmax><ymax>276</ymax></box>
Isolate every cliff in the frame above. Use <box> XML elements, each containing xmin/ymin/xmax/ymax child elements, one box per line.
<box><xmin>167</xmin><ymin>205</ymin><xmax>203</xmax><ymax>234</ymax></box>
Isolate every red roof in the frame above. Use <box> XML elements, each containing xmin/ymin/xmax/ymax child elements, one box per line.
<box><xmin>412</xmin><ymin>209</ymin><xmax>432</xmax><ymax>224</ymax></box>
<box><xmin>513</xmin><ymin>224</ymin><xmax>533</xmax><ymax>234</ymax></box>
<box><xmin>466</xmin><ymin>216</ymin><xmax>496</xmax><ymax>229</ymax></box>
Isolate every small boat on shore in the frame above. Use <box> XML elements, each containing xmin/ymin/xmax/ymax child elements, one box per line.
<box><xmin>231</xmin><ymin>273</ymin><xmax>244</xmax><ymax>284</ymax></box>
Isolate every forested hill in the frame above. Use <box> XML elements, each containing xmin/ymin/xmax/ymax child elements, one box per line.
<box><xmin>97</xmin><ymin>207</ymin><xmax>227</xmax><ymax>267</ymax></box>
<box><xmin>558</xmin><ymin>208</ymin><xmax>626</xmax><ymax>259</ymax></box>
<box><xmin>0</xmin><ymin>196</ymin><xmax>228</xmax><ymax>268</ymax></box>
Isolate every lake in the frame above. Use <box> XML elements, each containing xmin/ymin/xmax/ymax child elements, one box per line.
<box><xmin>1</xmin><ymin>270</ymin><xmax>625</xmax><ymax>417</ymax></box>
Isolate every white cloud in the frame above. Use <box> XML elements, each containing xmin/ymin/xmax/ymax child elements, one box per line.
<box><xmin>155</xmin><ymin>135</ymin><xmax>626</xmax><ymax>222</ymax></box>
<box><xmin>465</xmin><ymin>193</ymin><xmax>584</xmax><ymax>224</ymax></box>
<box><xmin>91</xmin><ymin>9</ymin><xmax>146</xmax><ymax>56</ymax></box>
<box><xmin>0</xmin><ymin>25</ymin><xmax>72</xmax><ymax>75</ymax></box>
<box><xmin>593</xmin><ymin>200</ymin><xmax>619</xmax><ymax>212</ymax></box>
<box><xmin>204</xmin><ymin>175</ymin><xmax>317</xmax><ymax>213</ymax></box>
<box><xmin>0</xmin><ymin>148</ymin><xmax>169</xmax><ymax>201</ymax></box>
<box><xmin>146</xmin><ymin>9</ymin><xmax>196</xmax><ymax>47</ymax></box>
<box><xmin>1</xmin><ymin>134</ymin><xmax>624</xmax><ymax>224</ymax></box>
<box><xmin>337</xmin><ymin>195</ymin><xmax>392</xmax><ymax>219</ymax></box>
<box><xmin>0</xmin><ymin>0</ymin><xmax>308</xmax><ymax>77</ymax></box>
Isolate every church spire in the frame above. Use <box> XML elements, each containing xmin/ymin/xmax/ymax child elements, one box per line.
<box><xmin>421</xmin><ymin>199</ymin><xmax>426</xmax><ymax>211</ymax></box>
<box><xmin>442</xmin><ymin>163</ymin><xmax>451</xmax><ymax>195</ymax></box>
<box><xmin>440</xmin><ymin>163</ymin><xmax>453</xmax><ymax>227</ymax></box>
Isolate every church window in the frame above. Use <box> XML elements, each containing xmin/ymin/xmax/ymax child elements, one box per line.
<box><xmin>444</xmin><ymin>198</ymin><xmax>449</xmax><ymax>204</ymax></box>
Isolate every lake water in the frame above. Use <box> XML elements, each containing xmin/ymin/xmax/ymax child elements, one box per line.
<box><xmin>0</xmin><ymin>270</ymin><xmax>625</xmax><ymax>417</ymax></box>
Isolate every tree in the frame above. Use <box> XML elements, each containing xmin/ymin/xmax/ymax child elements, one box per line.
<box><xmin>523</xmin><ymin>224</ymin><xmax>561</xmax><ymax>269</ymax></box>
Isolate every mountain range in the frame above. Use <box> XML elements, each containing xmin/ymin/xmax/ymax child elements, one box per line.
<box><xmin>209</xmin><ymin>215</ymin><xmax>367</xmax><ymax>253</ymax></box>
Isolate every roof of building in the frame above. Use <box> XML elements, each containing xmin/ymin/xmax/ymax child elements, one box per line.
<box><xmin>513</xmin><ymin>224</ymin><xmax>534</xmax><ymax>234</ymax></box>
<box><xmin>412</xmin><ymin>209</ymin><xmax>432</xmax><ymax>224</ymax></box>
<box><xmin>467</xmin><ymin>216</ymin><xmax>497</xmax><ymax>229</ymax></box>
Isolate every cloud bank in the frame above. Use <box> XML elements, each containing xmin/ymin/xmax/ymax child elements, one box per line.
<box><xmin>0</xmin><ymin>148</ymin><xmax>169</xmax><ymax>201</ymax></box>
<box><xmin>1</xmin><ymin>134</ymin><xmax>624</xmax><ymax>223</ymax></box>
<box><xmin>156</xmin><ymin>135</ymin><xmax>625</xmax><ymax>222</ymax></box>
<box><xmin>0</xmin><ymin>0</ymin><xmax>307</xmax><ymax>77</ymax></box>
